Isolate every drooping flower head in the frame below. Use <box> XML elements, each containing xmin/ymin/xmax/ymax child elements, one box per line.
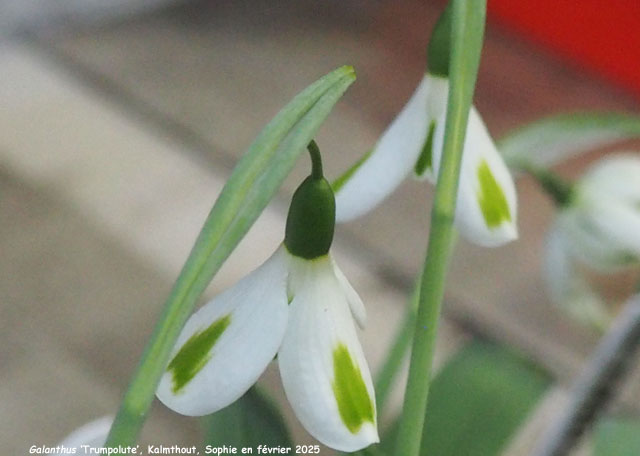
<box><xmin>543</xmin><ymin>154</ymin><xmax>640</xmax><ymax>328</ymax></box>
<box><xmin>156</xmin><ymin>142</ymin><xmax>378</xmax><ymax>452</ymax></box>
<box><xmin>334</xmin><ymin>4</ymin><xmax>517</xmax><ymax>247</ymax></box>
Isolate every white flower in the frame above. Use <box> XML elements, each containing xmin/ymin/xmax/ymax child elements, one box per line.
<box><xmin>544</xmin><ymin>154</ymin><xmax>640</xmax><ymax>327</ymax></box>
<box><xmin>53</xmin><ymin>416</ymin><xmax>112</xmax><ymax>455</ymax></box>
<box><xmin>334</xmin><ymin>73</ymin><xmax>518</xmax><ymax>247</ymax></box>
<box><xmin>156</xmin><ymin>160</ymin><xmax>378</xmax><ymax>452</ymax></box>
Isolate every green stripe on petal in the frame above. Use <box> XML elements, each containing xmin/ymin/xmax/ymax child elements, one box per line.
<box><xmin>168</xmin><ymin>314</ymin><xmax>232</xmax><ymax>393</ymax></box>
<box><xmin>414</xmin><ymin>120</ymin><xmax>436</xmax><ymax>177</ymax></box>
<box><xmin>332</xmin><ymin>343</ymin><xmax>375</xmax><ymax>434</ymax></box>
<box><xmin>477</xmin><ymin>159</ymin><xmax>511</xmax><ymax>228</ymax></box>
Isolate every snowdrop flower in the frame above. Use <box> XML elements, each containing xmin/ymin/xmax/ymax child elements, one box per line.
<box><xmin>156</xmin><ymin>143</ymin><xmax>378</xmax><ymax>452</ymax></box>
<box><xmin>334</xmin><ymin>7</ymin><xmax>517</xmax><ymax>247</ymax></box>
<box><xmin>544</xmin><ymin>154</ymin><xmax>640</xmax><ymax>328</ymax></box>
<box><xmin>52</xmin><ymin>416</ymin><xmax>112</xmax><ymax>455</ymax></box>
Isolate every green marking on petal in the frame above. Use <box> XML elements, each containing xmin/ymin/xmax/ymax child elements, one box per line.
<box><xmin>414</xmin><ymin>121</ymin><xmax>436</xmax><ymax>177</ymax></box>
<box><xmin>168</xmin><ymin>314</ymin><xmax>232</xmax><ymax>394</ymax></box>
<box><xmin>332</xmin><ymin>148</ymin><xmax>374</xmax><ymax>192</ymax></box>
<box><xmin>477</xmin><ymin>160</ymin><xmax>511</xmax><ymax>228</ymax></box>
<box><xmin>332</xmin><ymin>343</ymin><xmax>375</xmax><ymax>434</ymax></box>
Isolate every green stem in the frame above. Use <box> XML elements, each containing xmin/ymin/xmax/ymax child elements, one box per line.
<box><xmin>395</xmin><ymin>1</ymin><xmax>486</xmax><ymax>455</ymax></box>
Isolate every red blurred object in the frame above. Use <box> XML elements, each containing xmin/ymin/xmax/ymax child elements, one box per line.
<box><xmin>488</xmin><ymin>0</ymin><xmax>640</xmax><ymax>98</ymax></box>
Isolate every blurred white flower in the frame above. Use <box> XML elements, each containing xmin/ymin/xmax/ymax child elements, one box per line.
<box><xmin>334</xmin><ymin>73</ymin><xmax>518</xmax><ymax>247</ymax></box>
<box><xmin>544</xmin><ymin>154</ymin><xmax>640</xmax><ymax>328</ymax></box>
<box><xmin>53</xmin><ymin>416</ymin><xmax>112</xmax><ymax>455</ymax></box>
<box><xmin>157</xmin><ymin>165</ymin><xmax>378</xmax><ymax>452</ymax></box>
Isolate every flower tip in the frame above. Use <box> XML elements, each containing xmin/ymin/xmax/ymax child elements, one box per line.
<box><xmin>329</xmin><ymin>423</ymin><xmax>380</xmax><ymax>453</ymax></box>
<box><xmin>503</xmin><ymin>223</ymin><xmax>519</xmax><ymax>244</ymax></box>
<box><xmin>365</xmin><ymin>423</ymin><xmax>381</xmax><ymax>445</ymax></box>
<box><xmin>464</xmin><ymin>221</ymin><xmax>519</xmax><ymax>248</ymax></box>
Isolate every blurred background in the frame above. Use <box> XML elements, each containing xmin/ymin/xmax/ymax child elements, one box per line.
<box><xmin>1</xmin><ymin>0</ymin><xmax>640</xmax><ymax>454</ymax></box>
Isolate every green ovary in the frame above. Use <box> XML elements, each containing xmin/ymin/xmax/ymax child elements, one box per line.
<box><xmin>167</xmin><ymin>314</ymin><xmax>231</xmax><ymax>394</ymax></box>
<box><xmin>477</xmin><ymin>160</ymin><xmax>511</xmax><ymax>228</ymax></box>
<box><xmin>332</xmin><ymin>343</ymin><xmax>375</xmax><ymax>434</ymax></box>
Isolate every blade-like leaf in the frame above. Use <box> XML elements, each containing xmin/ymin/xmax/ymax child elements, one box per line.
<box><xmin>594</xmin><ymin>417</ymin><xmax>640</xmax><ymax>456</ymax></box>
<box><xmin>498</xmin><ymin>112</ymin><xmax>640</xmax><ymax>170</ymax></box>
<box><xmin>203</xmin><ymin>387</ymin><xmax>292</xmax><ymax>451</ymax></box>
<box><xmin>418</xmin><ymin>342</ymin><xmax>549</xmax><ymax>456</ymax></box>
<box><xmin>106</xmin><ymin>66</ymin><xmax>356</xmax><ymax>447</ymax></box>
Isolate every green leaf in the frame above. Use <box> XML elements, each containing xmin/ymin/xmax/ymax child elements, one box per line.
<box><xmin>594</xmin><ymin>417</ymin><xmax>640</xmax><ymax>456</ymax></box>
<box><xmin>498</xmin><ymin>112</ymin><xmax>640</xmax><ymax>170</ymax></box>
<box><xmin>417</xmin><ymin>342</ymin><xmax>550</xmax><ymax>456</ymax></box>
<box><xmin>203</xmin><ymin>387</ymin><xmax>292</xmax><ymax>451</ymax></box>
<box><xmin>370</xmin><ymin>341</ymin><xmax>546</xmax><ymax>456</ymax></box>
<box><xmin>105</xmin><ymin>66</ymin><xmax>356</xmax><ymax>447</ymax></box>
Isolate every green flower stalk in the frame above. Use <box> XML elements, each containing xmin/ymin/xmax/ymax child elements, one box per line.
<box><xmin>394</xmin><ymin>2</ymin><xmax>488</xmax><ymax>455</ymax></box>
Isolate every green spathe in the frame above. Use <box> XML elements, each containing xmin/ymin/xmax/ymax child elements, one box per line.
<box><xmin>332</xmin><ymin>343</ymin><xmax>375</xmax><ymax>434</ymax></box>
<box><xmin>477</xmin><ymin>160</ymin><xmax>511</xmax><ymax>228</ymax></box>
<box><xmin>427</xmin><ymin>3</ymin><xmax>453</xmax><ymax>77</ymax></box>
<box><xmin>167</xmin><ymin>314</ymin><xmax>232</xmax><ymax>393</ymax></box>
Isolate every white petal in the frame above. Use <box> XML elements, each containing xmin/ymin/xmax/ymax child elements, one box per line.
<box><xmin>587</xmin><ymin>197</ymin><xmax>640</xmax><ymax>261</ymax></box>
<box><xmin>581</xmin><ymin>154</ymin><xmax>640</xmax><ymax>203</ymax></box>
<box><xmin>559</xmin><ymin>208</ymin><xmax>623</xmax><ymax>271</ymax></box>
<box><xmin>335</xmin><ymin>74</ymin><xmax>441</xmax><ymax>222</ymax></box>
<box><xmin>56</xmin><ymin>416</ymin><xmax>113</xmax><ymax>455</ymax></box>
<box><xmin>279</xmin><ymin>255</ymin><xmax>378</xmax><ymax>452</ymax></box>
<box><xmin>544</xmin><ymin>223</ymin><xmax>610</xmax><ymax>329</ymax></box>
<box><xmin>330</xmin><ymin>256</ymin><xmax>367</xmax><ymax>328</ymax></box>
<box><xmin>433</xmin><ymin>107</ymin><xmax>518</xmax><ymax>247</ymax></box>
<box><xmin>156</xmin><ymin>247</ymin><xmax>289</xmax><ymax>416</ymax></box>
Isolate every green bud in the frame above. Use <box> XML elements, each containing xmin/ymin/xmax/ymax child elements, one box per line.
<box><xmin>427</xmin><ymin>2</ymin><xmax>453</xmax><ymax>77</ymax></box>
<box><xmin>284</xmin><ymin>143</ymin><xmax>336</xmax><ymax>259</ymax></box>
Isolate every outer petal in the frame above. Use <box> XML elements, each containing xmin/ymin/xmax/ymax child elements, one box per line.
<box><xmin>156</xmin><ymin>247</ymin><xmax>288</xmax><ymax>416</ymax></box>
<box><xmin>433</xmin><ymin>107</ymin><xmax>518</xmax><ymax>247</ymax></box>
<box><xmin>279</xmin><ymin>254</ymin><xmax>378</xmax><ymax>452</ymax></box>
<box><xmin>334</xmin><ymin>74</ymin><xmax>439</xmax><ymax>222</ymax></box>
<box><xmin>581</xmin><ymin>154</ymin><xmax>640</xmax><ymax>203</ymax></box>
<box><xmin>544</xmin><ymin>223</ymin><xmax>610</xmax><ymax>329</ymax></box>
<box><xmin>562</xmin><ymin>154</ymin><xmax>640</xmax><ymax>270</ymax></box>
<box><xmin>55</xmin><ymin>416</ymin><xmax>112</xmax><ymax>455</ymax></box>
<box><xmin>587</xmin><ymin>197</ymin><xmax>640</xmax><ymax>262</ymax></box>
<box><xmin>562</xmin><ymin>198</ymin><xmax>640</xmax><ymax>271</ymax></box>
